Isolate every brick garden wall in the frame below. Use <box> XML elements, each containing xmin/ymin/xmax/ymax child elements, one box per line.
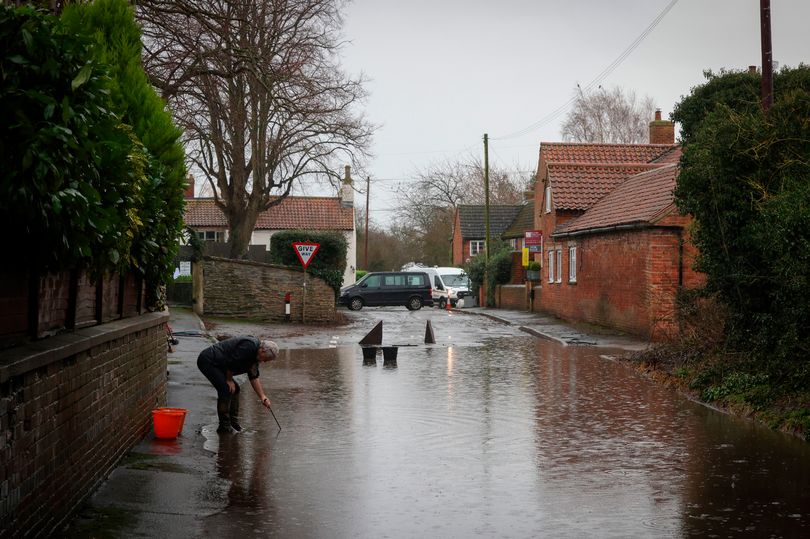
<box><xmin>0</xmin><ymin>312</ymin><xmax>168</xmax><ymax>537</ymax></box>
<box><xmin>201</xmin><ymin>256</ymin><xmax>337</xmax><ymax>324</ymax></box>
<box><xmin>496</xmin><ymin>284</ymin><xmax>529</xmax><ymax>311</ymax></box>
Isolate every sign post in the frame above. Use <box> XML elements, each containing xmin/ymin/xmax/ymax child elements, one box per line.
<box><xmin>292</xmin><ymin>242</ymin><xmax>320</xmax><ymax>323</ymax></box>
<box><xmin>524</xmin><ymin>230</ymin><xmax>543</xmax><ymax>259</ymax></box>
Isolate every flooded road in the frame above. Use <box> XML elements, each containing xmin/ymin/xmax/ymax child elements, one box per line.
<box><xmin>197</xmin><ymin>310</ymin><xmax>810</xmax><ymax>538</ymax></box>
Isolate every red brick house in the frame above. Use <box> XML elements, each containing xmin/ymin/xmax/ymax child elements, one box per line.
<box><xmin>451</xmin><ymin>204</ymin><xmax>523</xmax><ymax>266</ymax></box>
<box><xmin>533</xmin><ymin>112</ymin><xmax>704</xmax><ymax>340</ymax></box>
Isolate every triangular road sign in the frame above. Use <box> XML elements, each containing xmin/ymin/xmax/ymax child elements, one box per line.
<box><xmin>292</xmin><ymin>242</ymin><xmax>320</xmax><ymax>269</ymax></box>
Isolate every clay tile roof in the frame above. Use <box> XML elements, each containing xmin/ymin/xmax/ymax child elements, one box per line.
<box><xmin>458</xmin><ymin>205</ymin><xmax>523</xmax><ymax>238</ymax></box>
<box><xmin>184</xmin><ymin>197</ymin><xmax>354</xmax><ymax>230</ymax></box>
<box><xmin>502</xmin><ymin>201</ymin><xmax>535</xmax><ymax>238</ymax></box>
<box><xmin>547</xmin><ymin>162</ymin><xmax>661</xmax><ymax>211</ymax></box>
<box><xmin>556</xmin><ymin>163</ymin><xmax>679</xmax><ymax>235</ymax></box>
<box><xmin>539</xmin><ymin>142</ymin><xmax>676</xmax><ymax>164</ymax></box>
<box><xmin>650</xmin><ymin>145</ymin><xmax>683</xmax><ymax>164</ymax></box>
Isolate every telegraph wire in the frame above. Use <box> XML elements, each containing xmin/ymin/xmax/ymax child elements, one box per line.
<box><xmin>492</xmin><ymin>0</ymin><xmax>680</xmax><ymax>141</ymax></box>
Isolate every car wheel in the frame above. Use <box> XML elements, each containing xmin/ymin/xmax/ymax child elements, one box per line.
<box><xmin>438</xmin><ymin>297</ymin><xmax>447</xmax><ymax>310</ymax></box>
<box><xmin>407</xmin><ymin>296</ymin><xmax>423</xmax><ymax>311</ymax></box>
<box><xmin>349</xmin><ymin>297</ymin><xmax>364</xmax><ymax>311</ymax></box>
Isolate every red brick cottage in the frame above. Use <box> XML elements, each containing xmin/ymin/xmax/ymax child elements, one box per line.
<box><xmin>533</xmin><ymin>114</ymin><xmax>704</xmax><ymax>340</ymax></box>
<box><xmin>451</xmin><ymin>204</ymin><xmax>523</xmax><ymax>266</ymax></box>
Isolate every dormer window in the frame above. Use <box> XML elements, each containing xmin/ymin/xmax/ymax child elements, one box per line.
<box><xmin>544</xmin><ymin>185</ymin><xmax>552</xmax><ymax>213</ymax></box>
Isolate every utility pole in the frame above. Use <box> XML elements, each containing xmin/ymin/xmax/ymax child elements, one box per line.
<box><xmin>483</xmin><ymin>133</ymin><xmax>490</xmax><ymax>305</ymax></box>
<box><xmin>364</xmin><ymin>176</ymin><xmax>370</xmax><ymax>269</ymax></box>
<box><xmin>760</xmin><ymin>0</ymin><xmax>773</xmax><ymax>111</ymax></box>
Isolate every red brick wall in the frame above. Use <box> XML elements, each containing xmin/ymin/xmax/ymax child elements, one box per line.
<box><xmin>496</xmin><ymin>284</ymin><xmax>529</xmax><ymax>310</ymax></box>
<box><xmin>0</xmin><ymin>313</ymin><xmax>168</xmax><ymax>536</ymax></box>
<box><xmin>536</xmin><ymin>228</ymin><xmax>702</xmax><ymax>340</ymax></box>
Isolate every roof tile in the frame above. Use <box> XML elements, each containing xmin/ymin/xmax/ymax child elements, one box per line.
<box><xmin>548</xmin><ymin>163</ymin><xmax>661</xmax><ymax>210</ymax></box>
<box><xmin>556</xmin><ymin>164</ymin><xmax>679</xmax><ymax>234</ymax></box>
<box><xmin>183</xmin><ymin>197</ymin><xmax>354</xmax><ymax>230</ymax></box>
<box><xmin>539</xmin><ymin>142</ymin><xmax>676</xmax><ymax>164</ymax></box>
<box><xmin>458</xmin><ymin>205</ymin><xmax>523</xmax><ymax>238</ymax></box>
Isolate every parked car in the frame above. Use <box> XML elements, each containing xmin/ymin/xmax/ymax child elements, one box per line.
<box><xmin>339</xmin><ymin>271</ymin><xmax>434</xmax><ymax>311</ymax></box>
<box><xmin>403</xmin><ymin>266</ymin><xmax>471</xmax><ymax>308</ymax></box>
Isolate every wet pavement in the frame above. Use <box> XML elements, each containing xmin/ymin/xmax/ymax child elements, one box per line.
<box><xmin>64</xmin><ymin>305</ymin><xmax>810</xmax><ymax>538</ymax></box>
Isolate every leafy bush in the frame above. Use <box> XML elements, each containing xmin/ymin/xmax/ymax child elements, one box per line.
<box><xmin>268</xmin><ymin>230</ymin><xmax>348</xmax><ymax>294</ymax></box>
<box><xmin>463</xmin><ymin>241</ymin><xmax>513</xmax><ymax>306</ymax></box>
<box><xmin>526</xmin><ymin>260</ymin><xmax>541</xmax><ymax>271</ymax></box>
<box><xmin>0</xmin><ymin>5</ymin><xmax>143</xmax><ymax>274</ymax></box>
<box><xmin>60</xmin><ymin>0</ymin><xmax>186</xmax><ymax>305</ymax></box>
<box><xmin>0</xmin><ymin>3</ymin><xmax>186</xmax><ymax>310</ymax></box>
<box><xmin>674</xmin><ymin>66</ymin><xmax>810</xmax><ymax>363</ymax></box>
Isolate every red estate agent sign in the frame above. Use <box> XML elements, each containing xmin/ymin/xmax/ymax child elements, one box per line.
<box><xmin>292</xmin><ymin>242</ymin><xmax>320</xmax><ymax>269</ymax></box>
<box><xmin>524</xmin><ymin>230</ymin><xmax>543</xmax><ymax>253</ymax></box>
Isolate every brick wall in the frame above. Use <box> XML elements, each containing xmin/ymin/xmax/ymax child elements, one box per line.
<box><xmin>0</xmin><ymin>312</ymin><xmax>168</xmax><ymax>537</ymax></box>
<box><xmin>201</xmin><ymin>257</ymin><xmax>336</xmax><ymax>324</ymax></box>
<box><xmin>537</xmin><ymin>228</ymin><xmax>702</xmax><ymax>340</ymax></box>
<box><xmin>496</xmin><ymin>284</ymin><xmax>529</xmax><ymax>311</ymax></box>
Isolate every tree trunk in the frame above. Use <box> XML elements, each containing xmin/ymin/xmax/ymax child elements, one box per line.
<box><xmin>226</xmin><ymin>206</ymin><xmax>260</xmax><ymax>259</ymax></box>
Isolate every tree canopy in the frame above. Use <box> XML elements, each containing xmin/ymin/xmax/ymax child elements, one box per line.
<box><xmin>674</xmin><ymin>65</ymin><xmax>810</xmax><ymax>365</ymax></box>
<box><xmin>137</xmin><ymin>0</ymin><xmax>373</xmax><ymax>258</ymax></box>
<box><xmin>560</xmin><ymin>85</ymin><xmax>656</xmax><ymax>143</ymax></box>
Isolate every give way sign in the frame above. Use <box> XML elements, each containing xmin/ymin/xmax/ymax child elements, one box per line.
<box><xmin>292</xmin><ymin>242</ymin><xmax>320</xmax><ymax>269</ymax></box>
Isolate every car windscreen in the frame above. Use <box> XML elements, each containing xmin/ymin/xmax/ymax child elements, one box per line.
<box><xmin>440</xmin><ymin>274</ymin><xmax>469</xmax><ymax>287</ymax></box>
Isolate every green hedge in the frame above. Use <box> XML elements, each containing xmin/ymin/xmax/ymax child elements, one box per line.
<box><xmin>0</xmin><ymin>3</ymin><xmax>186</xmax><ymax>308</ymax></box>
<box><xmin>269</xmin><ymin>230</ymin><xmax>348</xmax><ymax>294</ymax></box>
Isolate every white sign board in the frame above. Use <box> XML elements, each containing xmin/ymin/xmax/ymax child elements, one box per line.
<box><xmin>179</xmin><ymin>261</ymin><xmax>192</xmax><ymax>276</ymax></box>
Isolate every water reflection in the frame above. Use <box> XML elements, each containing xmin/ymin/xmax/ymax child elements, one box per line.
<box><xmin>201</xmin><ymin>337</ymin><xmax>810</xmax><ymax>538</ymax></box>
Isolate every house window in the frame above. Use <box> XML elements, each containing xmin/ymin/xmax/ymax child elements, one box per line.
<box><xmin>548</xmin><ymin>250</ymin><xmax>555</xmax><ymax>283</ymax></box>
<box><xmin>197</xmin><ymin>230</ymin><xmax>223</xmax><ymax>242</ymax></box>
<box><xmin>509</xmin><ymin>238</ymin><xmax>518</xmax><ymax>250</ymax></box>
<box><xmin>544</xmin><ymin>186</ymin><xmax>552</xmax><ymax>213</ymax></box>
<box><xmin>470</xmin><ymin>240</ymin><xmax>484</xmax><ymax>257</ymax></box>
<box><xmin>568</xmin><ymin>246</ymin><xmax>577</xmax><ymax>283</ymax></box>
<box><xmin>555</xmin><ymin>249</ymin><xmax>562</xmax><ymax>283</ymax></box>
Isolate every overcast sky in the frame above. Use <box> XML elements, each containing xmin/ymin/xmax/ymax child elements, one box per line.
<box><xmin>304</xmin><ymin>0</ymin><xmax>809</xmax><ymax>223</ymax></box>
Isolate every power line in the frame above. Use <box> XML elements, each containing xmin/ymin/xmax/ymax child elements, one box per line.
<box><xmin>492</xmin><ymin>0</ymin><xmax>680</xmax><ymax>141</ymax></box>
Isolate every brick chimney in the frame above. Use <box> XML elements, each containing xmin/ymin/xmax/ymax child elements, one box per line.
<box><xmin>184</xmin><ymin>174</ymin><xmax>195</xmax><ymax>198</ymax></box>
<box><xmin>340</xmin><ymin>165</ymin><xmax>354</xmax><ymax>208</ymax></box>
<box><xmin>649</xmin><ymin>109</ymin><xmax>674</xmax><ymax>145</ymax></box>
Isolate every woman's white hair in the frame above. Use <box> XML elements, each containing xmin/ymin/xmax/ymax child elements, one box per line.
<box><xmin>260</xmin><ymin>340</ymin><xmax>279</xmax><ymax>359</ymax></box>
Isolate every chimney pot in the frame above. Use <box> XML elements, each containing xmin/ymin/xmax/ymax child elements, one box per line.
<box><xmin>343</xmin><ymin>165</ymin><xmax>352</xmax><ymax>184</ymax></box>
<box><xmin>748</xmin><ymin>65</ymin><xmax>758</xmax><ymax>74</ymax></box>
<box><xmin>655</xmin><ymin>109</ymin><xmax>662</xmax><ymax>121</ymax></box>
<box><xmin>649</xmin><ymin>110</ymin><xmax>674</xmax><ymax>145</ymax></box>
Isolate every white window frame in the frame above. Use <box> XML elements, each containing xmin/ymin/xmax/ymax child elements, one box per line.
<box><xmin>555</xmin><ymin>249</ymin><xmax>562</xmax><ymax>283</ymax></box>
<box><xmin>544</xmin><ymin>185</ymin><xmax>552</xmax><ymax>213</ymax></box>
<box><xmin>568</xmin><ymin>246</ymin><xmax>577</xmax><ymax>283</ymax></box>
<box><xmin>548</xmin><ymin>250</ymin><xmax>555</xmax><ymax>283</ymax></box>
<box><xmin>470</xmin><ymin>240</ymin><xmax>485</xmax><ymax>257</ymax></box>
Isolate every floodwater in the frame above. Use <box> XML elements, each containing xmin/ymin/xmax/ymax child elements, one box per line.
<box><xmin>200</xmin><ymin>336</ymin><xmax>810</xmax><ymax>538</ymax></box>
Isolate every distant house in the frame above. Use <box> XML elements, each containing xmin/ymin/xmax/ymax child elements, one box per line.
<box><xmin>451</xmin><ymin>204</ymin><xmax>523</xmax><ymax>266</ymax></box>
<box><xmin>500</xmin><ymin>200</ymin><xmax>535</xmax><ymax>283</ymax></box>
<box><xmin>183</xmin><ymin>172</ymin><xmax>357</xmax><ymax>286</ymax></box>
<box><xmin>533</xmin><ymin>111</ymin><xmax>703</xmax><ymax>339</ymax></box>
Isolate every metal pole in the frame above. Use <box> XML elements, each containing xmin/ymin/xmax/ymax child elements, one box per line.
<box><xmin>483</xmin><ymin>133</ymin><xmax>490</xmax><ymax>305</ymax></box>
<box><xmin>760</xmin><ymin>0</ymin><xmax>773</xmax><ymax>111</ymax></box>
<box><xmin>364</xmin><ymin>176</ymin><xmax>370</xmax><ymax>269</ymax></box>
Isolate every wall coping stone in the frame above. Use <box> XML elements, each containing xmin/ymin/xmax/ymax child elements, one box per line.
<box><xmin>0</xmin><ymin>311</ymin><xmax>169</xmax><ymax>383</ymax></box>
<box><xmin>205</xmin><ymin>255</ymin><xmax>304</xmax><ymax>273</ymax></box>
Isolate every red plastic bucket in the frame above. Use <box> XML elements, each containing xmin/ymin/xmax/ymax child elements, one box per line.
<box><xmin>152</xmin><ymin>408</ymin><xmax>188</xmax><ymax>439</ymax></box>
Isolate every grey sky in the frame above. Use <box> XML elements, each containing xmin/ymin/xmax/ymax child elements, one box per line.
<box><xmin>309</xmin><ymin>0</ymin><xmax>809</xmax><ymax>222</ymax></box>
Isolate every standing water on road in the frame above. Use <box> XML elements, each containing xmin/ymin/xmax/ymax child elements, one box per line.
<box><xmin>200</xmin><ymin>334</ymin><xmax>810</xmax><ymax>538</ymax></box>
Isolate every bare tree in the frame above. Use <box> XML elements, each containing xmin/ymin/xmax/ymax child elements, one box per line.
<box><xmin>561</xmin><ymin>85</ymin><xmax>656</xmax><ymax>144</ymax></box>
<box><xmin>137</xmin><ymin>0</ymin><xmax>373</xmax><ymax>257</ymax></box>
<box><xmin>392</xmin><ymin>156</ymin><xmax>531</xmax><ymax>265</ymax></box>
